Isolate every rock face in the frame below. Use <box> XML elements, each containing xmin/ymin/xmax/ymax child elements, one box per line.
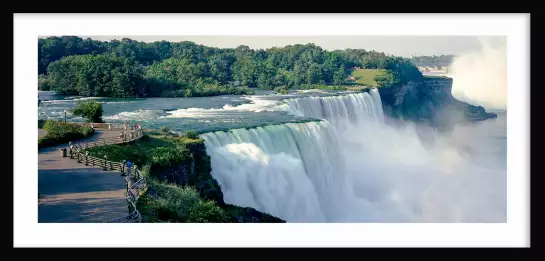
<box><xmin>224</xmin><ymin>204</ymin><xmax>286</xmax><ymax>223</ymax></box>
<box><xmin>378</xmin><ymin>77</ymin><xmax>497</xmax><ymax>131</ymax></box>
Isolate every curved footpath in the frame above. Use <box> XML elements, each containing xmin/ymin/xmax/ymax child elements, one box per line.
<box><xmin>38</xmin><ymin>129</ymin><xmax>128</xmax><ymax>223</ymax></box>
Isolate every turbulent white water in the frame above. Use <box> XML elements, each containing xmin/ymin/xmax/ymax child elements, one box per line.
<box><xmin>161</xmin><ymin>96</ymin><xmax>282</xmax><ymax>119</ymax></box>
<box><xmin>201</xmin><ymin>89</ymin><xmax>507</xmax><ymax>223</ymax></box>
<box><xmin>282</xmin><ymin>89</ymin><xmax>385</xmax><ymax>127</ymax></box>
<box><xmin>103</xmin><ymin>109</ymin><xmax>165</xmax><ymax>121</ymax></box>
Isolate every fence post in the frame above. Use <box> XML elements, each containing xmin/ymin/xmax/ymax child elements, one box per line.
<box><xmin>103</xmin><ymin>155</ymin><xmax>107</xmax><ymax>170</ymax></box>
<box><xmin>121</xmin><ymin>160</ymin><xmax>126</xmax><ymax>176</ymax></box>
<box><xmin>85</xmin><ymin>151</ymin><xmax>89</xmax><ymax>166</ymax></box>
<box><xmin>68</xmin><ymin>142</ymin><xmax>72</xmax><ymax>158</ymax></box>
<box><xmin>126</xmin><ymin>181</ymin><xmax>131</xmax><ymax>214</ymax></box>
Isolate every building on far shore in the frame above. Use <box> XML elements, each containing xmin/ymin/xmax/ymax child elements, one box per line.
<box><xmin>417</xmin><ymin>66</ymin><xmax>449</xmax><ymax>73</ymax></box>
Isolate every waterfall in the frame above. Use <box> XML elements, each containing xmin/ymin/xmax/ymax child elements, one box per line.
<box><xmin>282</xmin><ymin>89</ymin><xmax>385</xmax><ymax>125</ymax></box>
<box><xmin>201</xmin><ymin>121</ymin><xmax>347</xmax><ymax>222</ymax></box>
<box><xmin>201</xmin><ymin>88</ymin><xmax>507</xmax><ymax>223</ymax></box>
<box><xmin>201</xmin><ymin>90</ymin><xmax>386</xmax><ymax>222</ymax></box>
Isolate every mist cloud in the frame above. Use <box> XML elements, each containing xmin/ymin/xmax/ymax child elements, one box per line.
<box><xmin>449</xmin><ymin>38</ymin><xmax>507</xmax><ymax>110</ymax></box>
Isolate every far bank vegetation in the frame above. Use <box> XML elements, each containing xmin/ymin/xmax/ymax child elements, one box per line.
<box><xmin>38</xmin><ymin>36</ymin><xmax>424</xmax><ymax>98</ymax></box>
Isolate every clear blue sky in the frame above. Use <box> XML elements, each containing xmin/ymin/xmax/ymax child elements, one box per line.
<box><xmin>73</xmin><ymin>35</ymin><xmax>505</xmax><ymax>57</ymax></box>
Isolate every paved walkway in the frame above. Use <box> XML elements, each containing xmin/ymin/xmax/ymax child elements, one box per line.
<box><xmin>38</xmin><ymin>129</ymin><xmax>129</xmax><ymax>223</ymax></box>
<box><xmin>38</xmin><ymin>129</ymin><xmax>47</xmax><ymax>139</ymax></box>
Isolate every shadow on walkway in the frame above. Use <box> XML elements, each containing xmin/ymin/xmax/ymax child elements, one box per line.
<box><xmin>37</xmin><ymin>129</ymin><xmax>136</xmax><ymax>223</ymax></box>
<box><xmin>38</xmin><ymin>168</ymin><xmax>126</xmax><ymax>195</ymax></box>
<box><xmin>39</xmin><ymin>193</ymin><xmax>129</xmax><ymax>223</ymax></box>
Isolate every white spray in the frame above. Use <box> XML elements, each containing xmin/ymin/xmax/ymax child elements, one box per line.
<box><xmin>449</xmin><ymin>37</ymin><xmax>507</xmax><ymax>110</ymax></box>
<box><xmin>202</xmin><ymin>89</ymin><xmax>506</xmax><ymax>223</ymax></box>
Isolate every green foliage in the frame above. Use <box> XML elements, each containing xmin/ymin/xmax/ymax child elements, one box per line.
<box><xmin>72</xmin><ymin>101</ymin><xmax>103</xmax><ymax>123</ymax></box>
<box><xmin>184</xmin><ymin>130</ymin><xmax>198</xmax><ymax>139</ymax></box>
<box><xmin>39</xmin><ymin>36</ymin><xmax>108</xmax><ymax>74</ymax></box>
<box><xmin>137</xmin><ymin>180</ymin><xmax>230</xmax><ymax>223</ymax></box>
<box><xmin>42</xmin><ymin>119</ymin><xmax>57</xmax><ymax>131</ymax></box>
<box><xmin>274</xmin><ymin>86</ymin><xmax>289</xmax><ymax>94</ymax></box>
<box><xmin>295</xmin><ymin>84</ymin><xmax>346</xmax><ymax>90</ymax></box>
<box><xmin>223</xmin><ymin>204</ymin><xmax>286</xmax><ymax>223</ymax></box>
<box><xmin>350</xmin><ymin>69</ymin><xmax>388</xmax><ymax>87</ymax></box>
<box><xmin>85</xmin><ymin>135</ymin><xmax>180</xmax><ymax>167</ymax></box>
<box><xmin>160</xmin><ymin>126</ymin><xmax>171</xmax><ymax>136</ymax></box>
<box><xmin>38</xmin><ymin>36</ymin><xmax>424</xmax><ymax>98</ymax></box>
<box><xmin>38</xmin><ymin>74</ymin><xmax>52</xmax><ymax>90</ymax></box>
<box><xmin>38</xmin><ymin>120</ymin><xmax>94</xmax><ymax>148</ymax></box>
<box><xmin>149</xmin><ymin>147</ymin><xmax>184</xmax><ymax>169</ymax></box>
<box><xmin>375</xmin><ymin>71</ymin><xmax>398</xmax><ymax>88</ymax></box>
<box><xmin>46</xmin><ymin>54</ymin><xmax>145</xmax><ymax>97</ymax></box>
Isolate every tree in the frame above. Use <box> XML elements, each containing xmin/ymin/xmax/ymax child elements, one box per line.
<box><xmin>333</xmin><ymin>65</ymin><xmax>347</xmax><ymax>85</ymax></box>
<box><xmin>72</xmin><ymin>101</ymin><xmax>104</xmax><ymax>123</ymax></box>
<box><xmin>274</xmin><ymin>86</ymin><xmax>289</xmax><ymax>95</ymax></box>
<box><xmin>38</xmin><ymin>36</ymin><xmax>424</xmax><ymax>98</ymax></box>
<box><xmin>38</xmin><ymin>74</ymin><xmax>52</xmax><ymax>90</ymax></box>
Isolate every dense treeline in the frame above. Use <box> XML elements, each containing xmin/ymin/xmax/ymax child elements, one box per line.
<box><xmin>409</xmin><ymin>55</ymin><xmax>455</xmax><ymax>68</ymax></box>
<box><xmin>39</xmin><ymin>36</ymin><xmax>423</xmax><ymax>97</ymax></box>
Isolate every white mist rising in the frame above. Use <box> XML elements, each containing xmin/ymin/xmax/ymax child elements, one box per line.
<box><xmin>201</xmin><ymin>90</ymin><xmax>507</xmax><ymax>223</ymax></box>
<box><xmin>449</xmin><ymin>38</ymin><xmax>507</xmax><ymax>110</ymax></box>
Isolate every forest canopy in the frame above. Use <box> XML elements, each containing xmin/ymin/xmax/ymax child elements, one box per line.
<box><xmin>39</xmin><ymin>36</ymin><xmax>423</xmax><ymax>97</ymax></box>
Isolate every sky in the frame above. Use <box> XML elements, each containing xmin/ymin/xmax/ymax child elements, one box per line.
<box><xmin>66</xmin><ymin>35</ymin><xmax>505</xmax><ymax>58</ymax></box>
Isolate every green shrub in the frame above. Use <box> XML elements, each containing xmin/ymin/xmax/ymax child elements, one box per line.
<box><xmin>38</xmin><ymin>120</ymin><xmax>94</xmax><ymax>148</ymax></box>
<box><xmin>38</xmin><ymin>74</ymin><xmax>52</xmax><ymax>91</ymax></box>
<box><xmin>160</xmin><ymin>126</ymin><xmax>171</xmax><ymax>136</ymax></box>
<box><xmin>86</xmin><ymin>135</ymin><xmax>188</xmax><ymax>170</ymax></box>
<box><xmin>138</xmin><ymin>180</ymin><xmax>230</xmax><ymax>223</ymax></box>
<box><xmin>184</xmin><ymin>130</ymin><xmax>198</xmax><ymax>139</ymax></box>
<box><xmin>72</xmin><ymin>101</ymin><xmax>104</xmax><ymax>123</ymax></box>
<box><xmin>42</xmin><ymin>119</ymin><xmax>59</xmax><ymax>131</ymax></box>
<box><xmin>274</xmin><ymin>86</ymin><xmax>289</xmax><ymax>94</ymax></box>
<box><xmin>150</xmin><ymin>147</ymin><xmax>184</xmax><ymax>169</ymax></box>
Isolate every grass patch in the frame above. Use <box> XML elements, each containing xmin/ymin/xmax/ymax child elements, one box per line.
<box><xmin>350</xmin><ymin>69</ymin><xmax>388</xmax><ymax>87</ymax></box>
<box><xmin>85</xmin><ymin>134</ymin><xmax>180</xmax><ymax>167</ymax></box>
<box><xmin>38</xmin><ymin>120</ymin><xmax>94</xmax><ymax>149</ymax></box>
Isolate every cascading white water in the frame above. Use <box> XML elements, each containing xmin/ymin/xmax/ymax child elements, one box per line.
<box><xmin>201</xmin><ymin>121</ymin><xmax>347</xmax><ymax>222</ymax></box>
<box><xmin>283</xmin><ymin>89</ymin><xmax>384</xmax><ymax>126</ymax></box>
<box><xmin>201</xmin><ymin>88</ymin><xmax>506</xmax><ymax>223</ymax></box>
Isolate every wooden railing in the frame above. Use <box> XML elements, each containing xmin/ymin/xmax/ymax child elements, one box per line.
<box><xmin>107</xmin><ymin>168</ymin><xmax>147</xmax><ymax>223</ymax></box>
<box><xmin>70</xmin><ymin>122</ymin><xmax>141</xmax><ymax>130</ymax></box>
<box><xmin>66</xmin><ymin>128</ymin><xmax>148</xmax><ymax>223</ymax></box>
